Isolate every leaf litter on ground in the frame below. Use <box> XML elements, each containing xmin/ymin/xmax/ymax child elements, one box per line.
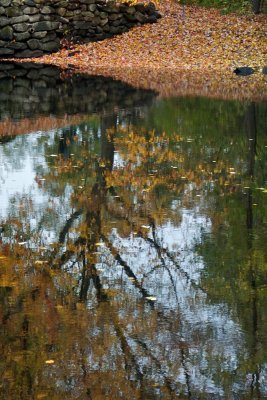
<box><xmin>3</xmin><ymin>1</ymin><xmax>267</xmax><ymax>100</ymax></box>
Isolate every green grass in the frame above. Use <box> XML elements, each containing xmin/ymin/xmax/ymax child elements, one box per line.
<box><xmin>182</xmin><ymin>0</ymin><xmax>253</xmax><ymax>14</ymax></box>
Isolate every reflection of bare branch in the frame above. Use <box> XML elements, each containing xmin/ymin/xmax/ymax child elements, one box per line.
<box><xmin>105</xmin><ymin>201</ymin><xmax>206</xmax><ymax>294</ymax></box>
<box><xmin>132</xmin><ymin>336</ymin><xmax>178</xmax><ymax>397</ymax></box>
<box><xmin>83</xmin><ymin>262</ymin><xmax>145</xmax><ymax>390</ymax></box>
<box><xmin>101</xmin><ymin>234</ymin><xmax>155</xmax><ymax>306</ymax></box>
<box><xmin>86</xmin><ymin>255</ymin><xmax>182</xmax><ymax>397</ymax></box>
<box><xmin>112</xmin><ymin>314</ymin><xmax>144</xmax><ymax>387</ymax></box>
<box><xmin>59</xmin><ymin>209</ymin><xmax>83</xmax><ymax>244</ymax></box>
<box><xmin>100</xmin><ymin>233</ymin><xmax>193</xmax><ymax>397</ymax></box>
<box><xmin>103</xmin><ymin>200</ymin><xmax>199</xmax><ymax>395</ymax></box>
<box><xmin>144</xmin><ymin>235</ymin><xmax>206</xmax><ymax>295</ymax></box>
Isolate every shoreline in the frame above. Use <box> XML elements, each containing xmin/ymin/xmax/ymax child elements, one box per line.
<box><xmin>0</xmin><ymin>2</ymin><xmax>266</xmax><ymax>101</ymax></box>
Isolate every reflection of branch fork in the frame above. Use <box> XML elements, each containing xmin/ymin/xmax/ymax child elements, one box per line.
<box><xmin>100</xmin><ymin>233</ymin><xmax>192</xmax><ymax>397</ymax></box>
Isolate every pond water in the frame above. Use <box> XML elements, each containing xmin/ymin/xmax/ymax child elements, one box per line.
<box><xmin>0</xmin><ymin>63</ymin><xmax>266</xmax><ymax>399</ymax></box>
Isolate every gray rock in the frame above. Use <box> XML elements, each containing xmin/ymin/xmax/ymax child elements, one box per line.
<box><xmin>27</xmin><ymin>69</ymin><xmax>41</xmax><ymax>79</ymax></box>
<box><xmin>135</xmin><ymin>11</ymin><xmax>146</xmax><ymax>23</ymax></box>
<box><xmin>103</xmin><ymin>24</ymin><xmax>111</xmax><ymax>32</ymax></box>
<box><xmin>56</xmin><ymin>1</ymin><xmax>68</xmax><ymax>7</ymax></box>
<box><xmin>6</xmin><ymin>6</ymin><xmax>22</xmax><ymax>17</ymax></box>
<box><xmin>58</xmin><ymin>17</ymin><xmax>69</xmax><ymax>24</ymax></box>
<box><xmin>14</xmin><ymin>31</ymin><xmax>31</xmax><ymax>40</ymax></box>
<box><xmin>40</xmin><ymin>40</ymin><xmax>60</xmax><ymax>52</ymax></box>
<box><xmin>40</xmin><ymin>6</ymin><xmax>55</xmax><ymax>14</ymax></box>
<box><xmin>82</xmin><ymin>11</ymin><xmax>95</xmax><ymax>18</ymax></box>
<box><xmin>33</xmin><ymin>21</ymin><xmax>60</xmax><ymax>31</ymax></box>
<box><xmin>27</xmin><ymin>38</ymin><xmax>41</xmax><ymax>50</ymax></box>
<box><xmin>109</xmin><ymin>13</ymin><xmax>123</xmax><ymax>21</ymax></box>
<box><xmin>0</xmin><ymin>18</ymin><xmax>10</xmax><ymax>28</ymax></box>
<box><xmin>100</xmin><ymin>17</ymin><xmax>108</xmax><ymax>26</ymax></box>
<box><xmin>0</xmin><ymin>47</ymin><xmax>14</xmax><ymax>55</ymax></box>
<box><xmin>73</xmin><ymin>21</ymin><xmax>92</xmax><ymax>29</ymax></box>
<box><xmin>32</xmin><ymin>31</ymin><xmax>47</xmax><ymax>39</ymax></box>
<box><xmin>91</xmin><ymin>17</ymin><xmax>101</xmax><ymax>26</ymax></box>
<box><xmin>13</xmin><ymin>23</ymin><xmax>29</xmax><ymax>32</ymax></box>
<box><xmin>89</xmin><ymin>4</ymin><xmax>96</xmax><ymax>12</ymax></box>
<box><xmin>7</xmin><ymin>41</ymin><xmax>27</xmax><ymax>50</ymax></box>
<box><xmin>103</xmin><ymin>5</ymin><xmax>121</xmax><ymax>13</ymax></box>
<box><xmin>110</xmin><ymin>25</ymin><xmax>124</xmax><ymax>34</ymax></box>
<box><xmin>15</xmin><ymin>49</ymin><xmax>44</xmax><ymax>58</ymax></box>
<box><xmin>57</xmin><ymin>7</ymin><xmax>66</xmax><ymax>16</ymax></box>
<box><xmin>24</xmin><ymin>0</ymin><xmax>36</xmax><ymax>6</ymax></box>
<box><xmin>126</xmin><ymin>6</ymin><xmax>136</xmax><ymax>15</ymax></box>
<box><xmin>112</xmin><ymin>18</ymin><xmax>126</xmax><ymax>27</ymax></box>
<box><xmin>28</xmin><ymin>14</ymin><xmax>41</xmax><ymax>23</ymax></box>
<box><xmin>10</xmin><ymin>15</ymin><xmax>30</xmax><ymax>24</ymax></box>
<box><xmin>0</xmin><ymin>63</ymin><xmax>14</xmax><ymax>70</ymax></box>
<box><xmin>135</xmin><ymin>3</ymin><xmax>146</xmax><ymax>13</ymax></box>
<box><xmin>125</xmin><ymin>14</ymin><xmax>137</xmax><ymax>22</ymax></box>
<box><xmin>41</xmin><ymin>67</ymin><xmax>60</xmax><ymax>77</ymax></box>
<box><xmin>0</xmin><ymin>25</ymin><xmax>13</xmax><ymax>41</ymax></box>
<box><xmin>145</xmin><ymin>2</ymin><xmax>156</xmax><ymax>15</ymax></box>
<box><xmin>79</xmin><ymin>0</ymin><xmax>96</xmax><ymax>4</ymax></box>
<box><xmin>41</xmin><ymin>32</ymin><xmax>57</xmax><ymax>42</ymax></box>
<box><xmin>146</xmin><ymin>15</ymin><xmax>158</xmax><ymax>23</ymax></box>
<box><xmin>23</xmin><ymin>7</ymin><xmax>39</xmax><ymax>15</ymax></box>
<box><xmin>100</xmin><ymin>11</ymin><xmax>108</xmax><ymax>18</ymax></box>
<box><xmin>0</xmin><ymin>0</ymin><xmax>11</xmax><ymax>6</ymax></box>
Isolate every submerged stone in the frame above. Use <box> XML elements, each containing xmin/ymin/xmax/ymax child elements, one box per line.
<box><xmin>234</xmin><ymin>67</ymin><xmax>255</xmax><ymax>76</ymax></box>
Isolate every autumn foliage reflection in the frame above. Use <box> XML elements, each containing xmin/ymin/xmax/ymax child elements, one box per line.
<box><xmin>1</xmin><ymin>99</ymin><xmax>267</xmax><ymax>398</ymax></box>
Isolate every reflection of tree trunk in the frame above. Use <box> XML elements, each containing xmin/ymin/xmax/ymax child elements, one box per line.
<box><xmin>100</xmin><ymin>114</ymin><xmax>116</xmax><ymax>171</ymax></box>
<box><xmin>22</xmin><ymin>315</ymin><xmax>29</xmax><ymax>351</ymax></box>
<box><xmin>79</xmin><ymin>207</ymin><xmax>108</xmax><ymax>302</ymax></box>
<box><xmin>59</xmin><ymin>209</ymin><xmax>82</xmax><ymax>244</ymax></box>
<box><xmin>245</xmin><ymin>102</ymin><xmax>257</xmax><ymax>231</ymax></box>
<box><xmin>244</xmin><ymin>103</ymin><xmax>261</xmax><ymax>398</ymax></box>
<box><xmin>79</xmin><ymin>114</ymin><xmax>116</xmax><ymax>302</ymax></box>
<box><xmin>79</xmin><ymin>253</ymin><xmax>107</xmax><ymax>302</ymax></box>
<box><xmin>58</xmin><ymin>126</ymin><xmax>77</xmax><ymax>160</ymax></box>
<box><xmin>245</xmin><ymin>103</ymin><xmax>257</xmax><ymax>179</ymax></box>
<box><xmin>252</xmin><ymin>0</ymin><xmax>262</xmax><ymax>13</ymax></box>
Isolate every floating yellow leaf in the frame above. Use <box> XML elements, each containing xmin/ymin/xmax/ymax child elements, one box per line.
<box><xmin>37</xmin><ymin>394</ymin><xmax>48</xmax><ymax>399</ymax></box>
<box><xmin>35</xmin><ymin>260</ymin><xmax>48</xmax><ymax>265</ymax></box>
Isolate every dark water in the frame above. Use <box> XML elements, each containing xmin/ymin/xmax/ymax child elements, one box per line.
<box><xmin>0</xmin><ymin>63</ymin><xmax>266</xmax><ymax>399</ymax></box>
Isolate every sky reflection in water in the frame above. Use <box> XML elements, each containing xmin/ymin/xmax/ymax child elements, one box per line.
<box><xmin>0</xmin><ymin>63</ymin><xmax>267</xmax><ymax>399</ymax></box>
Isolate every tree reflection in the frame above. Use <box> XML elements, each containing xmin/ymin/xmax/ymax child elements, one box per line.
<box><xmin>0</xmin><ymin>92</ymin><xmax>267</xmax><ymax>398</ymax></box>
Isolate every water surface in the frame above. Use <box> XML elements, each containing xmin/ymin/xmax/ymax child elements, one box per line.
<box><xmin>0</xmin><ymin>63</ymin><xmax>266</xmax><ymax>399</ymax></box>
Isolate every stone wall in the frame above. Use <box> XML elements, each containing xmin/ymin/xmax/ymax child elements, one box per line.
<box><xmin>0</xmin><ymin>0</ymin><xmax>160</xmax><ymax>58</ymax></box>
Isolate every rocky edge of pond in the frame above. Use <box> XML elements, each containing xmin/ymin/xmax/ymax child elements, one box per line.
<box><xmin>0</xmin><ymin>0</ymin><xmax>161</xmax><ymax>58</ymax></box>
<box><xmin>0</xmin><ymin>62</ymin><xmax>156</xmax><ymax>133</ymax></box>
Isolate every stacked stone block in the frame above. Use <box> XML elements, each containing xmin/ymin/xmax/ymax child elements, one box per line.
<box><xmin>0</xmin><ymin>0</ymin><xmax>160</xmax><ymax>57</ymax></box>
